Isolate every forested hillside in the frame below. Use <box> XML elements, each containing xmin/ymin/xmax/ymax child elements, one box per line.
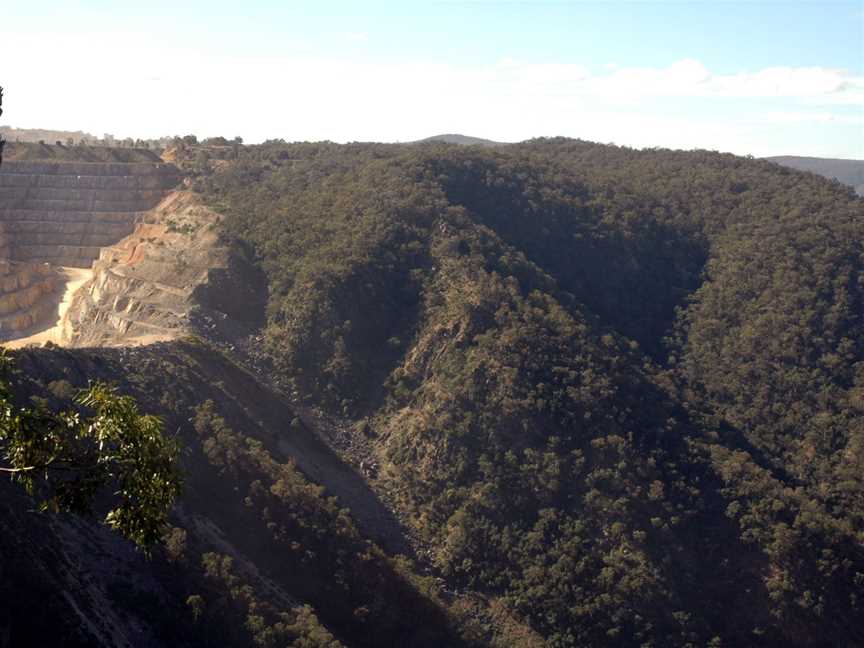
<box><xmin>196</xmin><ymin>138</ymin><xmax>864</xmax><ymax>647</ymax></box>
<box><xmin>3</xmin><ymin>137</ymin><xmax>862</xmax><ymax>647</ymax></box>
<box><xmin>3</xmin><ymin>341</ymin><xmax>497</xmax><ymax>648</ymax></box>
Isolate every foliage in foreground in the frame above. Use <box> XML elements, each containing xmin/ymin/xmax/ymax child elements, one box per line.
<box><xmin>0</xmin><ymin>353</ymin><xmax>181</xmax><ymax>548</ymax></box>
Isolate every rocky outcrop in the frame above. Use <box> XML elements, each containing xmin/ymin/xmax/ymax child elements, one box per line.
<box><xmin>63</xmin><ymin>191</ymin><xmax>265</xmax><ymax>347</ymax></box>
<box><xmin>0</xmin><ymin>157</ymin><xmax>182</xmax><ymax>343</ymax></box>
<box><xmin>0</xmin><ymin>259</ymin><xmax>59</xmax><ymax>338</ymax></box>
<box><xmin>0</xmin><ymin>156</ymin><xmax>263</xmax><ymax>348</ymax></box>
<box><xmin>0</xmin><ymin>160</ymin><xmax>180</xmax><ymax>268</ymax></box>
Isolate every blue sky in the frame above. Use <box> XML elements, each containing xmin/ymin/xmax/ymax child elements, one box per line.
<box><xmin>2</xmin><ymin>0</ymin><xmax>862</xmax><ymax>157</ymax></box>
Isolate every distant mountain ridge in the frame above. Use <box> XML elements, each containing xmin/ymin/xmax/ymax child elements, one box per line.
<box><xmin>414</xmin><ymin>133</ymin><xmax>508</xmax><ymax>147</ymax></box>
<box><xmin>416</xmin><ymin>141</ymin><xmax>864</xmax><ymax>196</ymax></box>
<box><xmin>766</xmin><ymin>155</ymin><xmax>864</xmax><ymax>195</ymax></box>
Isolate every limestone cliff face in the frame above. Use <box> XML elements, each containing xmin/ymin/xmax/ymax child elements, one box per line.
<box><xmin>0</xmin><ymin>157</ymin><xmax>186</xmax><ymax>342</ymax></box>
<box><xmin>0</xmin><ymin>156</ymin><xmax>263</xmax><ymax>347</ymax></box>
<box><xmin>0</xmin><ymin>259</ymin><xmax>59</xmax><ymax>337</ymax></box>
<box><xmin>62</xmin><ymin>191</ymin><xmax>265</xmax><ymax>347</ymax></box>
<box><xmin>0</xmin><ymin>160</ymin><xmax>181</xmax><ymax>267</ymax></box>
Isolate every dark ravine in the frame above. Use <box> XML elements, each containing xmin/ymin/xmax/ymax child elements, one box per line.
<box><xmin>2</xmin><ymin>341</ymin><xmax>481</xmax><ymax>648</ymax></box>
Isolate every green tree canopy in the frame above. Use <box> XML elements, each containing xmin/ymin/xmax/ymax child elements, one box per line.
<box><xmin>0</xmin><ymin>354</ymin><xmax>181</xmax><ymax>548</ymax></box>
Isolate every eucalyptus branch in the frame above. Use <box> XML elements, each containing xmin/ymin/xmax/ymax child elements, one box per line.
<box><xmin>0</xmin><ymin>369</ymin><xmax>182</xmax><ymax>547</ymax></box>
<box><xmin>0</xmin><ymin>465</ymin><xmax>39</xmax><ymax>473</ymax></box>
<box><xmin>0</xmin><ymin>463</ymin><xmax>103</xmax><ymax>474</ymax></box>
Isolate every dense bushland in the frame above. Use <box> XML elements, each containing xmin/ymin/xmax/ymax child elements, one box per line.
<box><xmin>199</xmin><ymin>139</ymin><xmax>864</xmax><ymax>646</ymax></box>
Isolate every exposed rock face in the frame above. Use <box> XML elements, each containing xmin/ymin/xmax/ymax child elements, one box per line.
<box><xmin>0</xmin><ymin>259</ymin><xmax>59</xmax><ymax>337</ymax></box>
<box><xmin>63</xmin><ymin>191</ymin><xmax>265</xmax><ymax>347</ymax></box>
<box><xmin>0</xmin><ymin>155</ymin><xmax>264</xmax><ymax>347</ymax></box>
<box><xmin>0</xmin><ymin>160</ymin><xmax>181</xmax><ymax>268</ymax></box>
<box><xmin>0</xmin><ymin>158</ymin><xmax>182</xmax><ymax>342</ymax></box>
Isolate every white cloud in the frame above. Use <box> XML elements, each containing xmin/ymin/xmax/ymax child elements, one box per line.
<box><xmin>544</xmin><ymin>59</ymin><xmax>862</xmax><ymax>102</ymax></box>
<box><xmin>0</xmin><ymin>31</ymin><xmax>861</xmax><ymax>157</ymax></box>
<box><xmin>712</xmin><ymin>66</ymin><xmax>863</xmax><ymax>101</ymax></box>
<box><xmin>592</xmin><ymin>58</ymin><xmax>713</xmax><ymax>97</ymax></box>
<box><xmin>761</xmin><ymin>111</ymin><xmax>864</xmax><ymax>125</ymax></box>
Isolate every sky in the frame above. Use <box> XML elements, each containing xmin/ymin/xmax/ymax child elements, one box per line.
<box><xmin>1</xmin><ymin>0</ymin><xmax>862</xmax><ymax>158</ymax></box>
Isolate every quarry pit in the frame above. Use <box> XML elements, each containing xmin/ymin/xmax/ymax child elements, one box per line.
<box><xmin>0</xmin><ymin>145</ymin><xmax>259</xmax><ymax>349</ymax></box>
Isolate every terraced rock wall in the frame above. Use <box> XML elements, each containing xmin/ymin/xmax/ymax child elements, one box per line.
<box><xmin>0</xmin><ymin>161</ymin><xmax>181</xmax><ymax>268</ymax></box>
<box><xmin>0</xmin><ymin>259</ymin><xmax>59</xmax><ymax>337</ymax></box>
<box><xmin>63</xmin><ymin>191</ymin><xmax>265</xmax><ymax>347</ymax></box>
